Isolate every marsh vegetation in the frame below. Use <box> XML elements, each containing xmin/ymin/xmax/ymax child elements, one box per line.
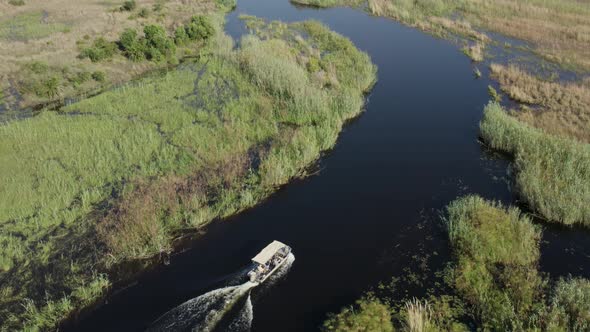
<box><xmin>480</xmin><ymin>103</ymin><xmax>590</xmax><ymax>226</ymax></box>
<box><xmin>324</xmin><ymin>196</ymin><xmax>590</xmax><ymax>331</ymax></box>
<box><xmin>0</xmin><ymin>17</ymin><xmax>375</xmax><ymax>330</ymax></box>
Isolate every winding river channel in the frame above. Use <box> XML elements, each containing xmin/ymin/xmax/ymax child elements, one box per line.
<box><xmin>68</xmin><ymin>0</ymin><xmax>590</xmax><ymax>330</ymax></box>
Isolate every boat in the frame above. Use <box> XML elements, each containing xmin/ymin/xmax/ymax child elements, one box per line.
<box><xmin>247</xmin><ymin>240</ymin><xmax>291</xmax><ymax>284</ymax></box>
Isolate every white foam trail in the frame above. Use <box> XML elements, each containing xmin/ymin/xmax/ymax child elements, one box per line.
<box><xmin>225</xmin><ymin>294</ymin><xmax>254</xmax><ymax>332</ymax></box>
<box><xmin>147</xmin><ymin>282</ymin><xmax>257</xmax><ymax>332</ymax></box>
<box><xmin>147</xmin><ymin>253</ymin><xmax>295</xmax><ymax>332</ymax></box>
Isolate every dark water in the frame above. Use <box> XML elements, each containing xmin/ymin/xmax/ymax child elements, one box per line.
<box><xmin>68</xmin><ymin>0</ymin><xmax>590</xmax><ymax>331</ymax></box>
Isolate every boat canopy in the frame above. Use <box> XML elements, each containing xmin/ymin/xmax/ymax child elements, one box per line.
<box><xmin>252</xmin><ymin>240</ymin><xmax>286</xmax><ymax>265</ymax></box>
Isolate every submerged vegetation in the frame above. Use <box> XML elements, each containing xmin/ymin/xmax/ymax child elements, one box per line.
<box><xmin>325</xmin><ymin>196</ymin><xmax>590</xmax><ymax>330</ymax></box>
<box><xmin>0</xmin><ymin>18</ymin><xmax>375</xmax><ymax>330</ymax></box>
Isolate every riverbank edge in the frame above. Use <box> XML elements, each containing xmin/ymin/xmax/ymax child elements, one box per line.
<box><xmin>1</xmin><ymin>18</ymin><xmax>378</xmax><ymax>331</ymax></box>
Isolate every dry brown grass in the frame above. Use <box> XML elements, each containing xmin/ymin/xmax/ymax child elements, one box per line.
<box><xmin>98</xmin><ymin>153</ymin><xmax>252</xmax><ymax>263</ymax></box>
<box><xmin>353</xmin><ymin>0</ymin><xmax>590</xmax><ymax>70</ymax></box>
<box><xmin>464</xmin><ymin>0</ymin><xmax>590</xmax><ymax>71</ymax></box>
<box><xmin>0</xmin><ymin>0</ymin><xmax>218</xmax><ymax>106</ymax></box>
<box><xmin>490</xmin><ymin>63</ymin><xmax>590</xmax><ymax>143</ymax></box>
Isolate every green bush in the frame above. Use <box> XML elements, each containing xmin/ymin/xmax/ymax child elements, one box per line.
<box><xmin>121</xmin><ymin>0</ymin><xmax>136</xmax><ymax>11</ymax></box>
<box><xmin>174</xmin><ymin>26</ymin><xmax>189</xmax><ymax>45</ymax></box>
<box><xmin>91</xmin><ymin>71</ymin><xmax>106</xmax><ymax>82</ymax></box>
<box><xmin>118</xmin><ymin>25</ymin><xmax>175</xmax><ymax>62</ymax></box>
<box><xmin>143</xmin><ymin>25</ymin><xmax>176</xmax><ymax>60</ymax></box>
<box><xmin>119</xmin><ymin>28</ymin><xmax>137</xmax><ymax>50</ymax></box>
<box><xmin>185</xmin><ymin>16</ymin><xmax>215</xmax><ymax>41</ymax></box>
<box><xmin>118</xmin><ymin>28</ymin><xmax>146</xmax><ymax>61</ymax></box>
<box><xmin>81</xmin><ymin>37</ymin><xmax>117</xmax><ymax>62</ymax></box>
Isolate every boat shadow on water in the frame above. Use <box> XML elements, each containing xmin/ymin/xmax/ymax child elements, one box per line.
<box><xmin>146</xmin><ymin>253</ymin><xmax>295</xmax><ymax>332</ymax></box>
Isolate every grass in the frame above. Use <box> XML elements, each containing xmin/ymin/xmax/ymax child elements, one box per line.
<box><xmin>445</xmin><ymin>195</ymin><xmax>544</xmax><ymax>330</ymax></box>
<box><xmin>444</xmin><ymin>196</ymin><xmax>590</xmax><ymax>330</ymax></box>
<box><xmin>0</xmin><ymin>19</ymin><xmax>376</xmax><ymax>330</ymax></box>
<box><xmin>461</xmin><ymin>42</ymin><xmax>483</xmax><ymax>62</ymax></box>
<box><xmin>480</xmin><ymin>102</ymin><xmax>590</xmax><ymax>226</ymax></box>
<box><xmin>0</xmin><ymin>0</ymin><xmax>226</xmax><ymax>109</ymax></box>
<box><xmin>0</xmin><ymin>11</ymin><xmax>70</xmax><ymax>41</ymax></box>
<box><xmin>490</xmin><ymin>63</ymin><xmax>590</xmax><ymax>143</ymax></box>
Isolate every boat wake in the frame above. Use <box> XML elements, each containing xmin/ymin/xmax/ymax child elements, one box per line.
<box><xmin>147</xmin><ymin>253</ymin><xmax>295</xmax><ymax>332</ymax></box>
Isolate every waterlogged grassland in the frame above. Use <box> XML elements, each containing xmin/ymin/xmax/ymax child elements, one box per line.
<box><xmin>480</xmin><ymin>103</ymin><xmax>590</xmax><ymax>226</ymax></box>
<box><xmin>0</xmin><ymin>20</ymin><xmax>376</xmax><ymax>330</ymax></box>
<box><xmin>291</xmin><ymin>0</ymin><xmax>590</xmax><ymax>71</ymax></box>
<box><xmin>490</xmin><ymin>63</ymin><xmax>590</xmax><ymax>144</ymax></box>
<box><xmin>324</xmin><ymin>197</ymin><xmax>590</xmax><ymax>331</ymax></box>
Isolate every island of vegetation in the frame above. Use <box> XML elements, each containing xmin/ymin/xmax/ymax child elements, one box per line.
<box><xmin>0</xmin><ymin>6</ymin><xmax>376</xmax><ymax>331</ymax></box>
<box><xmin>324</xmin><ymin>196</ymin><xmax>590</xmax><ymax>331</ymax></box>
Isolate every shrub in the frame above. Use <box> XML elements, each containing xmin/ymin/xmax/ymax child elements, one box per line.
<box><xmin>81</xmin><ymin>37</ymin><xmax>117</xmax><ymax>62</ymax></box>
<box><xmin>118</xmin><ymin>28</ymin><xmax>146</xmax><ymax>61</ymax></box>
<box><xmin>121</xmin><ymin>0</ymin><xmax>136</xmax><ymax>11</ymax></box>
<box><xmin>91</xmin><ymin>71</ymin><xmax>106</xmax><ymax>82</ymax></box>
<box><xmin>185</xmin><ymin>16</ymin><xmax>215</xmax><ymax>41</ymax></box>
<box><xmin>119</xmin><ymin>28</ymin><xmax>137</xmax><ymax>50</ymax></box>
<box><xmin>143</xmin><ymin>25</ymin><xmax>176</xmax><ymax>59</ymax></box>
<box><xmin>174</xmin><ymin>26</ymin><xmax>189</xmax><ymax>45</ymax></box>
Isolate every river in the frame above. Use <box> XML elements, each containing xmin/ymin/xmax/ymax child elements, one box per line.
<box><xmin>67</xmin><ymin>0</ymin><xmax>590</xmax><ymax>330</ymax></box>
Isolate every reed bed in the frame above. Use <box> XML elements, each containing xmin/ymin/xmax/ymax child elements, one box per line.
<box><xmin>490</xmin><ymin>63</ymin><xmax>590</xmax><ymax>143</ymax></box>
<box><xmin>324</xmin><ymin>197</ymin><xmax>590</xmax><ymax>330</ymax></box>
<box><xmin>480</xmin><ymin>102</ymin><xmax>590</xmax><ymax>226</ymax></box>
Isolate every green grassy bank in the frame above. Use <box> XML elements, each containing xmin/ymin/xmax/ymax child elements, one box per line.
<box><xmin>0</xmin><ymin>18</ymin><xmax>376</xmax><ymax>330</ymax></box>
<box><xmin>324</xmin><ymin>196</ymin><xmax>590</xmax><ymax>331</ymax></box>
<box><xmin>480</xmin><ymin>102</ymin><xmax>590</xmax><ymax>226</ymax></box>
